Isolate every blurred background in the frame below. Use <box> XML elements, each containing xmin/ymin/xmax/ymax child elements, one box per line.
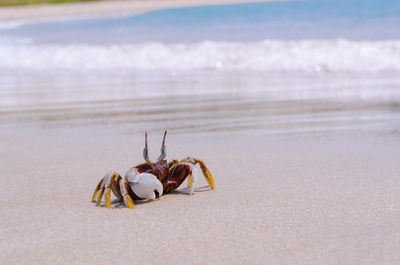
<box><xmin>0</xmin><ymin>0</ymin><xmax>400</xmax><ymax>135</ymax></box>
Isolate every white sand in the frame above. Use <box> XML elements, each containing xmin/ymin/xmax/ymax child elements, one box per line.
<box><xmin>0</xmin><ymin>0</ymin><xmax>276</xmax><ymax>21</ymax></box>
<box><xmin>1</xmin><ymin>0</ymin><xmax>399</xmax><ymax>263</ymax></box>
<box><xmin>1</xmin><ymin>129</ymin><xmax>399</xmax><ymax>264</ymax></box>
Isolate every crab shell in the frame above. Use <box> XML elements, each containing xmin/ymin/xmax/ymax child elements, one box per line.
<box><xmin>125</xmin><ymin>168</ymin><xmax>164</xmax><ymax>200</ymax></box>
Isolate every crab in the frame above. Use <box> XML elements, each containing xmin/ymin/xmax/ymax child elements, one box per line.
<box><xmin>91</xmin><ymin>131</ymin><xmax>215</xmax><ymax>209</ymax></box>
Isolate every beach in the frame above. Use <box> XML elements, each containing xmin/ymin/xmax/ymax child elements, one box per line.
<box><xmin>1</xmin><ymin>128</ymin><xmax>400</xmax><ymax>264</ymax></box>
<box><xmin>1</xmin><ymin>0</ymin><xmax>400</xmax><ymax>264</ymax></box>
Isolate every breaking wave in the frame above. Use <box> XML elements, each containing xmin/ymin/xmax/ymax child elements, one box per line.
<box><xmin>1</xmin><ymin>39</ymin><xmax>400</xmax><ymax>73</ymax></box>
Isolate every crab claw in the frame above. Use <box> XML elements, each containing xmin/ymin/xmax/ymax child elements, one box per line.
<box><xmin>125</xmin><ymin>168</ymin><xmax>140</xmax><ymax>182</ymax></box>
<box><xmin>127</xmin><ymin>172</ymin><xmax>164</xmax><ymax>200</ymax></box>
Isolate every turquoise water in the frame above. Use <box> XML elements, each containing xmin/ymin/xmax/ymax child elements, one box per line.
<box><xmin>3</xmin><ymin>0</ymin><xmax>400</xmax><ymax>43</ymax></box>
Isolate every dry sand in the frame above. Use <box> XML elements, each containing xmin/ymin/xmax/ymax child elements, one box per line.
<box><xmin>1</xmin><ymin>128</ymin><xmax>399</xmax><ymax>264</ymax></box>
<box><xmin>0</xmin><ymin>0</ymin><xmax>276</xmax><ymax>21</ymax></box>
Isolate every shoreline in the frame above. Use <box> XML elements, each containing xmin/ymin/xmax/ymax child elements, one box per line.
<box><xmin>0</xmin><ymin>0</ymin><xmax>275</xmax><ymax>21</ymax></box>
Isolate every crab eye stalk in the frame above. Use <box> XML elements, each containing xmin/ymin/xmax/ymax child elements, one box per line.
<box><xmin>143</xmin><ymin>132</ymin><xmax>151</xmax><ymax>163</ymax></box>
<box><xmin>157</xmin><ymin>131</ymin><xmax>167</xmax><ymax>161</ymax></box>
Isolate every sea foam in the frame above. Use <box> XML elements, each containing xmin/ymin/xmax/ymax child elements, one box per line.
<box><xmin>1</xmin><ymin>39</ymin><xmax>400</xmax><ymax>73</ymax></box>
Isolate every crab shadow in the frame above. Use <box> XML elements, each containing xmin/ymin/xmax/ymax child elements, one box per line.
<box><xmin>95</xmin><ymin>185</ymin><xmax>211</xmax><ymax>209</ymax></box>
<box><xmin>171</xmin><ymin>185</ymin><xmax>211</xmax><ymax>195</ymax></box>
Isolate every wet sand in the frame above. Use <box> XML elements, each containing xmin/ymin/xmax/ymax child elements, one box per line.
<box><xmin>1</xmin><ymin>128</ymin><xmax>400</xmax><ymax>264</ymax></box>
<box><xmin>0</xmin><ymin>0</ymin><xmax>276</xmax><ymax>21</ymax></box>
<box><xmin>1</xmin><ymin>72</ymin><xmax>400</xmax><ymax>135</ymax></box>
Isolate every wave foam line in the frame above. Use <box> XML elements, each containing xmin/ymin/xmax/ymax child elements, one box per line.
<box><xmin>1</xmin><ymin>39</ymin><xmax>400</xmax><ymax>72</ymax></box>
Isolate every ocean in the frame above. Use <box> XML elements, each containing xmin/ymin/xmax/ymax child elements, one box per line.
<box><xmin>0</xmin><ymin>0</ymin><xmax>399</xmax><ymax>134</ymax></box>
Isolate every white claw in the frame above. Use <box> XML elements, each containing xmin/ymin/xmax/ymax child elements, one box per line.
<box><xmin>129</xmin><ymin>173</ymin><xmax>164</xmax><ymax>200</ymax></box>
<box><xmin>154</xmin><ymin>180</ymin><xmax>163</xmax><ymax>198</ymax></box>
<box><xmin>125</xmin><ymin>168</ymin><xmax>140</xmax><ymax>183</ymax></box>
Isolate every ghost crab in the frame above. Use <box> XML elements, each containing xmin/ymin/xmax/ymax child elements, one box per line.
<box><xmin>91</xmin><ymin>131</ymin><xmax>215</xmax><ymax>209</ymax></box>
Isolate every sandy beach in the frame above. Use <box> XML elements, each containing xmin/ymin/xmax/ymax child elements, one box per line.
<box><xmin>1</xmin><ymin>128</ymin><xmax>400</xmax><ymax>264</ymax></box>
<box><xmin>1</xmin><ymin>0</ymin><xmax>400</xmax><ymax>264</ymax></box>
<box><xmin>0</xmin><ymin>0</ymin><xmax>276</xmax><ymax>21</ymax></box>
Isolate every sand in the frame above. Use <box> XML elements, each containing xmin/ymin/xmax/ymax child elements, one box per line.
<box><xmin>1</xmin><ymin>128</ymin><xmax>400</xmax><ymax>264</ymax></box>
<box><xmin>1</xmin><ymin>1</ymin><xmax>400</xmax><ymax>263</ymax></box>
<box><xmin>0</xmin><ymin>0</ymin><xmax>277</xmax><ymax>21</ymax></box>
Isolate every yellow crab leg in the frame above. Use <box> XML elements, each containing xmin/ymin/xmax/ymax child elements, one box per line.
<box><xmin>194</xmin><ymin>159</ymin><xmax>215</xmax><ymax>190</ymax></box>
<box><xmin>104</xmin><ymin>172</ymin><xmax>119</xmax><ymax>209</ymax></box>
<box><xmin>188</xmin><ymin>173</ymin><xmax>193</xmax><ymax>188</ymax></box>
<box><xmin>119</xmin><ymin>179</ymin><xmax>135</xmax><ymax>209</ymax></box>
<box><xmin>104</xmin><ymin>176</ymin><xmax>114</xmax><ymax>209</ymax></box>
<box><xmin>124</xmin><ymin>196</ymin><xmax>135</xmax><ymax>209</ymax></box>
<box><xmin>104</xmin><ymin>187</ymin><xmax>112</xmax><ymax>209</ymax></box>
<box><xmin>96</xmin><ymin>185</ymin><xmax>106</xmax><ymax>206</ymax></box>
<box><xmin>180</xmin><ymin>157</ymin><xmax>191</xmax><ymax>163</ymax></box>
<box><xmin>180</xmin><ymin>157</ymin><xmax>193</xmax><ymax>188</ymax></box>
<box><xmin>168</xmin><ymin>159</ymin><xmax>179</xmax><ymax>168</ymax></box>
<box><xmin>91</xmin><ymin>177</ymin><xmax>105</xmax><ymax>202</ymax></box>
<box><xmin>96</xmin><ymin>172</ymin><xmax>113</xmax><ymax>207</ymax></box>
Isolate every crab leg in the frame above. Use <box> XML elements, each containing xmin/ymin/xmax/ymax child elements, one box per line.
<box><xmin>119</xmin><ymin>179</ymin><xmax>135</xmax><ymax>209</ymax></box>
<box><xmin>111</xmin><ymin>174</ymin><xmax>123</xmax><ymax>201</ymax></box>
<box><xmin>194</xmin><ymin>158</ymin><xmax>215</xmax><ymax>190</ymax></box>
<box><xmin>163</xmin><ymin>163</ymin><xmax>192</xmax><ymax>194</ymax></box>
<box><xmin>168</xmin><ymin>159</ymin><xmax>179</xmax><ymax>168</ymax></box>
<box><xmin>92</xmin><ymin>171</ymin><xmax>127</xmax><ymax>208</ymax></box>
<box><xmin>104</xmin><ymin>172</ymin><xmax>122</xmax><ymax>209</ymax></box>
<box><xmin>181</xmin><ymin>157</ymin><xmax>215</xmax><ymax>190</ymax></box>
<box><xmin>179</xmin><ymin>158</ymin><xmax>193</xmax><ymax>188</ymax></box>
<box><xmin>92</xmin><ymin>174</ymin><xmax>108</xmax><ymax>202</ymax></box>
<box><xmin>96</xmin><ymin>173</ymin><xmax>111</xmax><ymax>206</ymax></box>
<box><xmin>187</xmin><ymin>172</ymin><xmax>193</xmax><ymax>188</ymax></box>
